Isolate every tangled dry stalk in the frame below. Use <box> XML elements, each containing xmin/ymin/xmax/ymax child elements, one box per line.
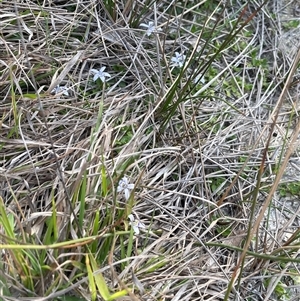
<box><xmin>1</xmin><ymin>0</ymin><xmax>300</xmax><ymax>300</ymax></box>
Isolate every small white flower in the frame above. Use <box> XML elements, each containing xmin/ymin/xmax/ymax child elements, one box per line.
<box><xmin>51</xmin><ymin>85</ymin><xmax>69</xmax><ymax>96</ymax></box>
<box><xmin>193</xmin><ymin>73</ymin><xmax>205</xmax><ymax>84</ymax></box>
<box><xmin>117</xmin><ymin>176</ymin><xmax>134</xmax><ymax>200</ymax></box>
<box><xmin>128</xmin><ymin>214</ymin><xmax>146</xmax><ymax>235</ymax></box>
<box><xmin>90</xmin><ymin>67</ymin><xmax>111</xmax><ymax>83</ymax></box>
<box><xmin>140</xmin><ymin>21</ymin><xmax>162</xmax><ymax>36</ymax></box>
<box><xmin>171</xmin><ymin>52</ymin><xmax>186</xmax><ymax>68</ymax></box>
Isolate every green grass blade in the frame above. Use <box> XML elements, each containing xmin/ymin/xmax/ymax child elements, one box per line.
<box><xmin>88</xmin><ymin>254</ymin><xmax>111</xmax><ymax>301</ymax></box>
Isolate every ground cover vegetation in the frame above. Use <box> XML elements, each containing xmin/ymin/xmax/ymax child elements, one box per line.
<box><xmin>1</xmin><ymin>0</ymin><xmax>300</xmax><ymax>300</ymax></box>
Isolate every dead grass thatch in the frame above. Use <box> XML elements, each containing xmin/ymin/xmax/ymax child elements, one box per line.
<box><xmin>1</xmin><ymin>0</ymin><xmax>300</xmax><ymax>300</ymax></box>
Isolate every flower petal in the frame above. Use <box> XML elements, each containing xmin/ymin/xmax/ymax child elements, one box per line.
<box><xmin>124</xmin><ymin>188</ymin><xmax>130</xmax><ymax>200</ymax></box>
<box><xmin>124</xmin><ymin>189</ymin><xmax>130</xmax><ymax>200</ymax></box>
<box><xmin>140</xmin><ymin>23</ymin><xmax>148</xmax><ymax>28</ymax></box>
<box><xmin>138</xmin><ymin>221</ymin><xmax>146</xmax><ymax>229</ymax></box>
<box><xmin>121</xmin><ymin>177</ymin><xmax>128</xmax><ymax>185</ymax></box>
<box><xmin>103</xmin><ymin>72</ymin><xmax>111</xmax><ymax>78</ymax></box>
<box><xmin>132</xmin><ymin>224</ymin><xmax>140</xmax><ymax>235</ymax></box>
<box><xmin>127</xmin><ymin>184</ymin><xmax>134</xmax><ymax>190</ymax></box>
<box><xmin>128</xmin><ymin>214</ymin><xmax>134</xmax><ymax>222</ymax></box>
<box><xmin>62</xmin><ymin>90</ymin><xmax>69</xmax><ymax>96</ymax></box>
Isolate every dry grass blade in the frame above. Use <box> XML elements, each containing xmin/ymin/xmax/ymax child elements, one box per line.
<box><xmin>1</xmin><ymin>0</ymin><xmax>300</xmax><ymax>300</ymax></box>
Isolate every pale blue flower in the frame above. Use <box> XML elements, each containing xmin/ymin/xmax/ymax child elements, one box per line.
<box><xmin>117</xmin><ymin>176</ymin><xmax>134</xmax><ymax>200</ymax></box>
<box><xmin>128</xmin><ymin>214</ymin><xmax>146</xmax><ymax>235</ymax></box>
<box><xmin>140</xmin><ymin>21</ymin><xmax>162</xmax><ymax>36</ymax></box>
<box><xmin>194</xmin><ymin>73</ymin><xmax>205</xmax><ymax>84</ymax></box>
<box><xmin>51</xmin><ymin>85</ymin><xmax>69</xmax><ymax>96</ymax></box>
<box><xmin>171</xmin><ymin>52</ymin><xmax>186</xmax><ymax>68</ymax></box>
<box><xmin>90</xmin><ymin>67</ymin><xmax>111</xmax><ymax>82</ymax></box>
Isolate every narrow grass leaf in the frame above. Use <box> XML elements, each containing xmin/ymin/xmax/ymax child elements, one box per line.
<box><xmin>79</xmin><ymin>171</ymin><xmax>87</xmax><ymax>229</ymax></box>
<box><xmin>89</xmin><ymin>253</ymin><xmax>111</xmax><ymax>301</ymax></box>
<box><xmin>101</xmin><ymin>164</ymin><xmax>108</xmax><ymax>196</ymax></box>
<box><xmin>107</xmin><ymin>290</ymin><xmax>130</xmax><ymax>301</ymax></box>
<box><xmin>119</xmin><ymin>234</ymin><xmax>126</xmax><ymax>270</ymax></box>
<box><xmin>51</xmin><ymin>191</ymin><xmax>58</xmax><ymax>242</ymax></box>
<box><xmin>126</xmin><ymin>228</ymin><xmax>134</xmax><ymax>260</ymax></box>
<box><xmin>91</xmin><ymin>210</ymin><xmax>100</xmax><ymax>253</ymax></box>
<box><xmin>0</xmin><ymin>197</ymin><xmax>15</xmax><ymax>239</ymax></box>
<box><xmin>86</xmin><ymin>254</ymin><xmax>97</xmax><ymax>301</ymax></box>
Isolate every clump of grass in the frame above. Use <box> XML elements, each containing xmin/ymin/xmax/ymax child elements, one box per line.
<box><xmin>1</xmin><ymin>0</ymin><xmax>300</xmax><ymax>300</ymax></box>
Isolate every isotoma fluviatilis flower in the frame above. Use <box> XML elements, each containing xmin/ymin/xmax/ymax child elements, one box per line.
<box><xmin>128</xmin><ymin>214</ymin><xmax>146</xmax><ymax>235</ymax></box>
<box><xmin>194</xmin><ymin>73</ymin><xmax>205</xmax><ymax>85</ymax></box>
<box><xmin>171</xmin><ymin>52</ymin><xmax>186</xmax><ymax>68</ymax></box>
<box><xmin>90</xmin><ymin>67</ymin><xmax>111</xmax><ymax>83</ymax></box>
<box><xmin>117</xmin><ymin>176</ymin><xmax>134</xmax><ymax>200</ymax></box>
<box><xmin>51</xmin><ymin>85</ymin><xmax>69</xmax><ymax>96</ymax></box>
<box><xmin>139</xmin><ymin>21</ymin><xmax>162</xmax><ymax>36</ymax></box>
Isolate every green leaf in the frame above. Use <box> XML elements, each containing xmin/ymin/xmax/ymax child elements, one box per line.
<box><xmin>86</xmin><ymin>255</ymin><xmax>97</xmax><ymax>301</ymax></box>
<box><xmin>89</xmin><ymin>254</ymin><xmax>111</xmax><ymax>300</ymax></box>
